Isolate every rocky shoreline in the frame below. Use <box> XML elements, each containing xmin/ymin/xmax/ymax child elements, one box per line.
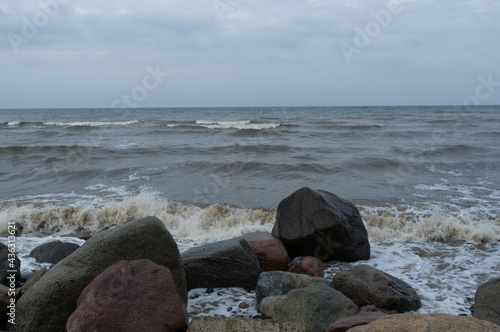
<box><xmin>2</xmin><ymin>187</ymin><xmax>500</xmax><ymax>331</ymax></box>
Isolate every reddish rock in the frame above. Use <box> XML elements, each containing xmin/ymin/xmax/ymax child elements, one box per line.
<box><xmin>326</xmin><ymin>312</ymin><xmax>387</xmax><ymax>332</ymax></box>
<box><xmin>238</xmin><ymin>232</ymin><xmax>289</xmax><ymax>271</ymax></box>
<box><xmin>66</xmin><ymin>259</ymin><xmax>188</xmax><ymax>332</ymax></box>
<box><xmin>288</xmin><ymin>256</ymin><xmax>324</xmax><ymax>277</ymax></box>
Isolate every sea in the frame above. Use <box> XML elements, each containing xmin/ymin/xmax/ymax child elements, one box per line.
<box><xmin>1</xmin><ymin>106</ymin><xmax>499</xmax><ymax>319</ymax></box>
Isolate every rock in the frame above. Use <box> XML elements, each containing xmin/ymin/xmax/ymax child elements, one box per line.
<box><xmin>288</xmin><ymin>256</ymin><xmax>324</xmax><ymax>277</ymax></box>
<box><xmin>239</xmin><ymin>302</ymin><xmax>249</xmax><ymax>309</ymax></box>
<box><xmin>326</xmin><ymin>312</ymin><xmax>387</xmax><ymax>332</ymax></box>
<box><xmin>0</xmin><ymin>284</ymin><xmax>20</xmax><ymax>312</ymax></box>
<box><xmin>261</xmin><ymin>283</ymin><xmax>358</xmax><ymax>332</ymax></box>
<box><xmin>16</xmin><ymin>216</ymin><xmax>187</xmax><ymax>332</ymax></box>
<box><xmin>237</xmin><ymin>232</ymin><xmax>289</xmax><ymax>271</ymax></box>
<box><xmin>29</xmin><ymin>240</ymin><xmax>80</xmax><ymax>264</ymax></box>
<box><xmin>473</xmin><ymin>277</ymin><xmax>500</xmax><ymax>326</ymax></box>
<box><xmin>181</xmin><ymin>238</ymin><xmax>263</xmax><ymax>290</ymax></box>
<box><xmin>66</xmin><ymin>259</ymin><xmax>188</xmax><ymax>332</ymax></box>
<box><xmin>255</xmin><ymin>271</ymin><xmax>332</xmax><ymax>311</ymax></box>
<box><xmin>19</xmin><ymin>269</ymin><xmax>46</xmax><ymax>296</ymax></box>
<box><xmin>0</xmin><ymin>243</ymin><xmax>21</xmax><ymax>286</ymax></box>
<box><xmin>347</xmin><ymin>313</ymin><xmax>500</xmax><ymax>332</ymax></box>
<box><xmin>333</xmin><ymin>264</ymin><xmax>421</xmax><ymax>312</ymax></box>
<box><xmin>272</xmin><ymin>187</ymin><xmax>370</xmax><ymax>262</ymax></box>
<box><xmin>187</xmin><ymin>317</ymin><xmax>306</xmax><ymax>332</ymax></box>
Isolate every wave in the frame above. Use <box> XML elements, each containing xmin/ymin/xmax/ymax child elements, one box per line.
<box><xmin>1</xmin><ymin>190</ymin><xmax>499</xmax><ymax>243</ymax></box>
<box><xmin>43</xmin><ymin>120</ymin><xmax>142</xmax><ymax>127</ymax></box>
<box><xmin>195</xmin><ymin>120</ymin><xmax>280</xmax><ymax>130</ymax></box>
<box><xmin>0</xmin><ymin>190</ymin><xmax>276</xmax><ymax>241</ymax></box>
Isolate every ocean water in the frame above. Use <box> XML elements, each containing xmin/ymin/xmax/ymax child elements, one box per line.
<box><xmin>1</xmin><ymin>106</ymin><xmax>499</xmax><ymax>317</ymax></box>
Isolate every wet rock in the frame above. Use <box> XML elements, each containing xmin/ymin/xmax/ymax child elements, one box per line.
<box><xmin>16</xmin><ymin>216</ymin><xmax>187</xmax><ymax>332</ymax></box>
<box><xmin>287</xmin><ymin>256</ymin><xmax>324</xmax><ymax>277</ymax></box>
<box><xmin>333</xmin><ymin>264</ymin><xmax>421</xmax><ymax>312</ymax></box>
<box><xmin>66</xmin><ymin>259</ymin><xmax>188</xmax><ymax>332</ymax></box>
<box><xmin>255</xmin><ymin>271</ymin><xmax>332</xmax><ymax>311</ymax></box>
<box><xmin>272</xmin><ymin>187</ymin><xmax>370</xmax><ymax>262</ymax></box>
<box><xmin>238</xmin><ymin>232</ymin><xmax>289</xmax><ymax>271</ymax></box>
<box><xmin>473</xmin><ymin>277</ymin><xmax>500</xmax><ymax>326</ymax></box>
<box><xmin>182</xmin><ymin>238</ymin><xmax>262</xmax><ymax>290</ymax></box>
<box><xmin>30</xmin><ymin>241</ymin><xmax>80</xmax><ymax>264</ymax></box>
<box><xmin>347</xmin><ymin>313</ymin><xmax>500</xmax><ymax>332</ymax></box>
<box><xmin>261</xmin><ymin>283</ymin><xmax>358</xmax><ymax>332</ymax></box>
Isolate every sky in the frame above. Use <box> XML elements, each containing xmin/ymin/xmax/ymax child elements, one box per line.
<box><xmin>0</xmin><ymin>0</ymin><xmax>499</xmax><ymax>108</ymax></box>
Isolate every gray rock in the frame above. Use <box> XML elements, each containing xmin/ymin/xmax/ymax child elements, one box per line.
<box><xmin>473</xmin><ymin>277</ymin><xmax>500</xmax><ymax>326</ymax></box>
<box><xmin>255</xmin><ymin>271</ymin><xmax>332</xmax><ymax>311</ymax></box>
<box><xmin>261</xmin><ymin>283</ymin><xmax>358</xmax><ymax>332</ymax></box>
<box><xmin>0</xmin><ymin>243</ymin><xmax>21</xmax><ymax>286</ymax></box>
<box><xmin>30</xmin><ymin>240</ymin><xmax>80</xmax><ymax>264</ymax></box>
<box><xmin>272</xmin><ymin>187</ymin><xmax>370</xmax><ymax>262</ymax></box>
<box><xmin>16</xmin><ymin>216</ymin><xmax>187</xmax><ymax>332</ymax></box>
<box><xmin>333</xmin><ymin>264</ymin><xmax>421</xmax><ymax>312</ymax></box>
<box><xmin>187</xmin><ymin>317</ymin><xmax>306</xmax><ymax>332</ymax></box>
<box><xmin>182</xmin><ymin>238</ymin><xmax>263</xmax><ymax>290</ymax></box>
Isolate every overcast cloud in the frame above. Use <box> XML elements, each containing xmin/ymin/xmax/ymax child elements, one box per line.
<box><xmin>0</xmin><ymin>0</ymin><xmax>499</xmax><ymax>108</ymax></box>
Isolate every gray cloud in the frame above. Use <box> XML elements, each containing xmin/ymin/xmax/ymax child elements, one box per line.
<box><xmin>1</xmin><ymin>0</ymin><xmax>499</xmax><ymax>108</ymax></box>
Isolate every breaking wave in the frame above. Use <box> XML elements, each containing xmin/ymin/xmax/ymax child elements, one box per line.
<box><xmin>1</xmin><ymin>190</ymin><xmax>499</xmax><ymax>243</ymax></box>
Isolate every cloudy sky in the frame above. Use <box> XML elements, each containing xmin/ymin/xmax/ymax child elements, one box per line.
<box><xmin>1</xmin><ymin>0</ymin><xmax>499</xmax><ymax>108</ymax></box>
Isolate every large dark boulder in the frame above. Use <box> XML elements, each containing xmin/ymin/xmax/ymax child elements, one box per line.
<box><xmin>181</xmin><ymin>238</ymin><xmax>263</xmax><ymax>290</ymax></box>
<box><xmin>472</xmin><ymin>277</ymin><xmax>500</xmax><ymax>326</ymax></box>
<box><xmin>261</xmin><ymin>283</ymin><xmax>358</xmax><ymax>332</ymax></box>
<box><xmin>0</xmin><ymin>243</ymin><xmax>21</xmax><ymax>286</ymax></box>
<box><xmin>333</xmin><ymin>264</ymin><xmax>421</xmax><ymax>312</ymax></box>
<box><xmin>66</xmin><ymin>259</ymin><xmax>188</xmax><ymax>332</ymax></box>
<box><xmin>16</xmin><ymin>216</ymin><xmax>187</xmax><ymax>332</ymax></box>
<box><xmin>256</xmin><ymin>271</ymin><xmax>332</xmax><ymax>311</ymax></box>
<box><xmin>30</xmin><ymin>241</ymin><xmax>80</xmax><ymax>264</ymax></box>
<box><xmin>272</xmin><ymin>187</ymin><xmax>370</xmax><ymax>262</ymax></box>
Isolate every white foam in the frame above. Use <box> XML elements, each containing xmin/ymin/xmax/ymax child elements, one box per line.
<box><xmin>7</xmin><ymin>121</ymin><xmax>21</xmax><ymax>126</ymax></box>
<box><xmin>361</xmin><ymin>205</ymin><xmax>500</xmax><ymax>243</ymax></box>
<box><xmin>0</xmin><ymin>190</ymin><xmax>275</xmax><ymax>239</ymax></box>
<box><xmin>195</xmin><ymin>120</ymin><xmax>280</xmax><ymax>130</ymax></box>
<box><xmin>43</xmin><ymin>120</ymin><xmax>141</xmax><ymax>127</ymax></box>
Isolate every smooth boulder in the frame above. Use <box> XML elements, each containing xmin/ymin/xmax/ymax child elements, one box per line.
<box><xmin>66</xmin><ymin>259</ymin><xmax>188</xmax><ymax>332</ymax></box>
<box><xmin>473</xmin><ymin>277</ymin><xmax>500</xmax><ymax>326</ymax></box>
<box><xmin>333</xmin><ymin>264</ymin><xmax>421</xmax><ymax>312</ymax></box>
<box><xmin>272</xmin><ymin>187</ymin><xmax>370</xmax><ymax>262</ymax></box>
<box><xmin>182</xmin><ymin>238</ymin><xmax>263</xmax><ymax>290</ymax></box>
<box><xmin>348</xmin><ymin>313</ymin><xmax>500</xmax><ymax>332</ymax></box>
<box><xmin>255</xmin><ymin>271</ymin><xmax>332</xmax><ymax>311</ymax></box>
<box><xmin>30</xmin><ymin>240</ymin><xmax>80</xmax><ymax>264</ymax></box>
<box><xmin>261</xmin><ymin>283</ymin><xmax>358</xmax><ymax>332</ymax></box>
<box><xmin>288</xmin><ymin>256</ymin><xmax>324</xmax><ymax>277</ymax></box>
<box><xmin>238</xmin><ymin>232</ymin><xmax>289</xmax><ymax>271</ymax></box>
<box><xmin>16</xmin><ymin>216</ymin><xmax>187</xmax><ymax>332</ymax></box>
<box><xmin>0</xmin><ymin>243</ymin><xmax>20</xmax><ymax>286</ymax></box>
